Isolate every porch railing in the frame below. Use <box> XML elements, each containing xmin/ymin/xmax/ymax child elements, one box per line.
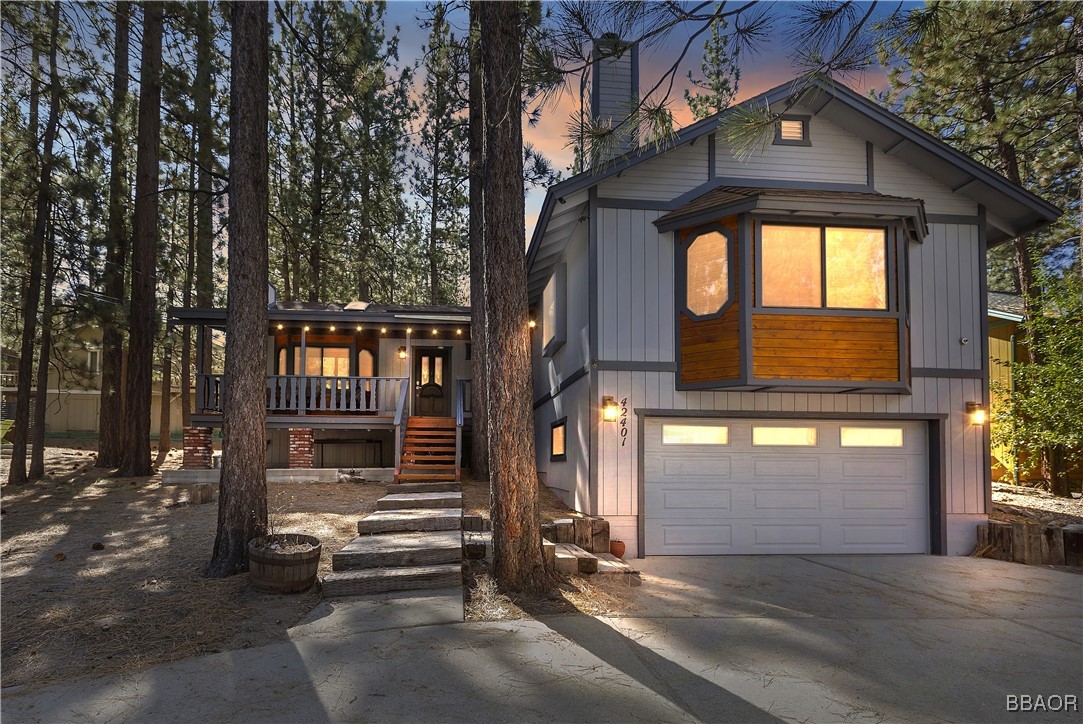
<box><xmin>197</xmin><ymin>374</ymin><xmax>408</xmax><ymax>416</ymax></box>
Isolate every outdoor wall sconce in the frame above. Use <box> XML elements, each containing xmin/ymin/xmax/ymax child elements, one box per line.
<box><xmin>398</xmin><ymin>346</ymin><xmax>408</xmax><ymax>360</ymax></box>
<box><xmin>602</xmin><ymin>396</ymin><xmax>620</xmax><ymax>422</ymax></box>
<box><xmin>303</xmin><ymin>325</ymin><xmax>310</xmax><ymax>332</ymax></box>
<box><xmin>966</xmin><ymin>401</ymin><xmax>987</xmax><ymax>426</ymax></box>
<box><xmin>456</xmin><ymin>329</ymin><xmax>463</xmax><ymax>335</ymax></box>
<box><xmin>528</xmin><ymin>319</ymin><xmax>537</xmax><ymax>329</ymax></box>
<box><xmin>432</xmin><ymin>328</ymin><xmax>438</xmax><ymax>335</ymax></box>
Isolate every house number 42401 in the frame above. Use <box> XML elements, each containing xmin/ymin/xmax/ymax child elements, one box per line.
<box><xmin>619</xmin><ymin>397</ymin><xmax>628</xmax><ymax>447</ymax></box>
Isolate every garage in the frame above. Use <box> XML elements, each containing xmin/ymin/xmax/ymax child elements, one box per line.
<box><xmin>644</xmin><ymin>418</ymin><xmax>929</xmax><ymax>555</ymax></box>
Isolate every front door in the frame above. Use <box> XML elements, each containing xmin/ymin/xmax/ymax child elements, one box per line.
<box><xmin>413</xmin><ymin>348</ymin><xmax>450</xmax><ymax>416</ymax></box>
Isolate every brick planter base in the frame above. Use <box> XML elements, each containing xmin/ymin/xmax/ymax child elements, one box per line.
<box><xmin>182</xmin><ymin>427</ymin><xmax>213</xmax><ymax>469</ymax></box>
<box><xmin>289</xmin><ymin>428</ymin><xmax>314</xmax><ymax>469</ymax></box>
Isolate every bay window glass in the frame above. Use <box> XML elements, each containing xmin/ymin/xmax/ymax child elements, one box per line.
<box><xmin>686</xmin><ymin>230</ymin><xmax>730</xmax><ymax>316</ymax></box>
<box><xmin>761</xmin><ymin>225</ymin><xmax>821</xmax><ymax>307</ymax></box>
<box><xmin>760</xmin><ymin>224</ymin><xmax>888</xmax><ymax>310</ymax></box>
<box><xmin>825</xmin><ymin>228</ymin><xmax>887</xmax><ymax>309</ymax></box>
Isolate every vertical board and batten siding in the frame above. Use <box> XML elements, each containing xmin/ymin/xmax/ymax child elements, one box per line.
<box><xmin>874</xmin><ymin>150</ymin><xmax>978</xmax><ymax>215</ymax></box>
<box><xmin>596</xmin><ymin>142</ymin><xmax>708</xmax><ymax>200</ymax></box>
<box><xmin>597</xmin><ymin>208</ymin><xmax>673</xmax><ymax>361</ymax></box>
<box><xmin>908</xmin><ymin>224</ymin><xmax>983</xmax><ymax>370</ymax></box>
<box><xmin>378</xmin><ymin>336</ymin><xmax>470</xmax><ymax>412</ymax></box>
<box><xmin>714</xmin><ymin>109</ymin><xmax>867</xmax><ymax>185</ymax></box>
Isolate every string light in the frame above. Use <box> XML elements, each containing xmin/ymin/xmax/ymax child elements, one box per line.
<box><xmin>276</xmin><ymin>323</ymin><xmax>283</xmax><ymax>330</ymax></box>
<box><xmin>381</xmin><ymin>327</ymin><xmax>387</xmax><ymax>333</ymax></box>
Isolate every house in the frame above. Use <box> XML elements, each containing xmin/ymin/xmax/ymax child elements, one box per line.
<box><xmin>527</xmin><ymin>61</ymin><xmax>1060</xmax><ymax>557</ymax></box>
<box><xmin>986</xmin><ymin>291</ymin><xmax>1082</xmax><ymax>487</ymax></box>
<box><xmin>168</xmin><ymin>299</ymin><xmax>472</xmax><ymax>478</ymax></box>
<box><xmin>0</xmin><ymin>324</ymin><xmax>189</xmax><ymax>439</ymax></box>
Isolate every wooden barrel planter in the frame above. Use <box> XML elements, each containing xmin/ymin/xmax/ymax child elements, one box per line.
<box><xmin>248</xmin><ymin>534</ymin><xmax>322</xmax><ymax>593</ymax></box>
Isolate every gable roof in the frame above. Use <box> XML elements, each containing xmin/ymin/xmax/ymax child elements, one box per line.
<box><xmin>526</xmin><ymin>75</ymin><xmax>1061</xmax><ymax>297</ymax></box>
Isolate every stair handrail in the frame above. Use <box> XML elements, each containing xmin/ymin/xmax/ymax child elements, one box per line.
<box><xmin>393</xmin><ymin>378</ymin><xmax>409</xmax><ymax>472</ymax></box>
<box><xmin>454</xmin><ymin>379</ymin><xmax>466</xmax><ymax>481</ymax></box>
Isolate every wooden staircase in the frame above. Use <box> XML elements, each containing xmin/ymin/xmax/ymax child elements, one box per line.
<box><xmin>395</xmin><ymin>416</ymin><xmax>460</xmax><ymax>483</ymax></box>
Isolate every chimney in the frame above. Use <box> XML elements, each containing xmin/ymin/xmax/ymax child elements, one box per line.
<box><xmin>590</xmin><ymin>33</ymin><xmax>638</xmax><ymax>163</ymax></box>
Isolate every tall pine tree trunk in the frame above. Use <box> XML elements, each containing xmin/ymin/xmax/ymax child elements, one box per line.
<box><xmin>206</xmin><ymin>0</ymin><xmax>269</xmax><ymax>577</ymax></box>
<box><xmin>308</xmin><ymin>7</ymin><xmax>326</xmax><ymax>304</ymax></box>
<box><xmin>8</xmin><ymin>1</ymin><xmax>60</xmax><ymax>486</ymax></box>
<box><xmin>181</xmin><ymin>126</ymin><xmax>196</xmax><ymax>428</ymax></box>
<box><xmin>429</xmin><ymin>135</ymin><xmax>441</xmax><ymax>304</ymax></box>
<box><xmin>468</xmin><ymin>1</ymin><xmax>489</xmax><ymax>481</ymax></box>
<box><xmin>195</xmin><ymin>0</ymin><xmax>214</xmax><ymax>375</ymax></box>
<box><xmin>29</xmin><ymin>222</ymin><xmax>57</xmax><ymax>481</ymax></box>
<box><xmin>116</xmin><ymin>1</ymin><xmax>164</xmax><ymax>477</ymax></box>
<box><xmin>479</xmin><ymin>1</ymin><xmax>546</xmax><ymax>594</ymax></box>
<box><xmin>1075</xmin><ymin>14</ymin><xmax>1083</xmax><ymax>278</ymax></box>
<box><xmin>97</xmin><ymin>0</ymin><xmax>131</xmax><ymax>468</ymax></box>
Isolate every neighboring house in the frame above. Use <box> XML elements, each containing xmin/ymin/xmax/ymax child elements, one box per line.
<box><xmin>0</xmin><ymin>324</ymin><xmax>188</xmax><ymax>438</ymax></box>
<box><xmin>169</xmin><ymin>299</ymin><xmax>472</xmax><ymax>475</ymax></box>
<box><xmin>527</xmin><ymin>61</ymin><xmax>1060</xmax><ymax>557</ymax></box>
<box><xmin>986</xmin><ymin>291</ymin><xmax>1082</xmax><ymax>486</ymax></box>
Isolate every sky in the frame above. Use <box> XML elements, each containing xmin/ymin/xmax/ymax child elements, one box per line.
<box><xmin>381</xmin><ymin>0</ymin><xmax>910</xmax><ymax>237</ymax></box>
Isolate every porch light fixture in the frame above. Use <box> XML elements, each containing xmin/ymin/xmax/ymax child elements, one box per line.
<box><xmin>356</xmin><ymin>325</ymin><xmax>362</xmax><ymax>331</ymax></box>
<box><xmin>432</xmin><ymin>328</ymin><xmax>437</xmax><ymax>335</ymax></box>
<box><xmin>602</xmin><ymin>396</ymin><xmax>620</xmax><ymax>422</ymax></box>
<box><xmin>303</xmin><ymin>325</ymin><xmax>310</xmax><ymax>332</ymax></box>
<box><xmin>966</xmin><ymin>402</ymin><xmax>987</xmax><ymax>426</ymax></box>
<box><xmin>406</xmin><ymin>327</ymin><xmax>412</xmax><ymax>334</ymax></box>
<box><xmin>398</xmin><ymin>346</ymin><xmax>408</xmax><ymax>360</ymax></box>
<box><xmin>528</xmin><ymin>319</ymin><xmax>537</xmax><ymax>329</ymax></box>
<box><xmin>456</xmin><ymin>329</ymin><xmax>462</xmax><ymax>335</ymax></box>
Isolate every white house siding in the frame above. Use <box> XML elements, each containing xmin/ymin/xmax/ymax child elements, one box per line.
<box><xmin>596</xmin><ymin>208</ymin><xmax>673</xmax><ymax>362</ymax></box>
<box><xmin>909</xmin><ymin>224</ymin><xmax>984</xmax><ymax>370</ymax></box>
<box><xmin>379</xmin><ymin>336</ymin><xmax>470</xmax><ymax>414</ymax></box>
<box><xmin>874</xmin><ymin>149</ymin><xmax>978</xmax><ymax>215</ymax></box>
<box><xmin>596</xmin><ymin>142</ymin><xmax>708</xmax><ymax>200</ymax></box>
<box><xmin>715</xmin><ymin>109</ymin><xmax>868</xmax><ymax>186</ymax></box>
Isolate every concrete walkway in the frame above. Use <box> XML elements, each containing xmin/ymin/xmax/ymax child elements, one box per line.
<box><xmin>3</xmin><ymin>556</ymin><xmax>1080</xmax><ymax>723</ymax></box>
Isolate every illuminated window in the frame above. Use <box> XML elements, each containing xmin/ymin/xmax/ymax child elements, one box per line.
<box><xmin>761</xmin><ymin>225</ymin><xmax>821</xmax><ymax>307</ymax></box>
<box><xmin>840</xmin><ymin>427</ymin><xmax>904</xmax><ymax>447</ymax></box>
<box><xmin>752</xmin><ymin>426</ymin><xmax>817</xmax><ymax>446</ymax></box>
<box><xmin>760</xmin><ymin>225</ymin><xmax>887</xmax><ymax>310</ymax></box>
<box><xmin>551</xmin><ymin>418</ymin><xmax>567</xmax><ymax>461</ymax></box>
<box><xmin>278</xmin><ymin>348</ymin><xmax>287</xmax><ymax>374</ymax></box>
<box><xmin>542</xmin><ymin>265</ymin><xmax>566</xmax><ymax>355</ymax></box>
<box><xmin>775</xmin><ymin>117</ymin><xmax>809</xmax><ymax>145</ymax></box>
<box><xmin>685</xmin><ymin>228</ymin><xmax>731</xmax><ymax>317</ymax></box>
<box><xmin>293</xmin><ymin>346</ymin><xmax>351</xmax><ymax>377</ymax></box>
<box><xmin>357</xmin><ymin>349</ymin><xmax>375</xmax><ymax>377</ymax></box>
<box><xmin>662</xmin><ymin>424</ymin><xmax>729</xmax><ymax>445</ymax></box>
<box><xmin>825</xmin><ymin>228</ymin><xmax>887</xmax><ymax>309</ymax></box>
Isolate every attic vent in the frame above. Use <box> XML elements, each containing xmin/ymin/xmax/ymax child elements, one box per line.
<box><xmin>775</xmin><ymin>117</ymin><xmax>810</xmax><ymax>146</ymax></box>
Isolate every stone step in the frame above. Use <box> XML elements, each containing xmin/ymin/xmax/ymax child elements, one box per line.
<box><xmin>358</xmin><ymin>508</ymin><xmax>462</xmax><ymax>534</ymax></box>
<box><xmin>554</xmin><ymin>543</ymin><xmax>599</xmax><ymax>574</ymax></box>
<box><xmin>322</xmin><ymin>563</ymin><xmax>462</xmax><ymax>597</ymax></box>
<box><xmin>333</xmin><ymin>530</ymin><xmax>463</xmax><ymax>571</ymax></box>
<box><xmin>377</xmin><ymin>492</ymin><xmax>462</xmax><ymax>510</ymax></box>
<box><xmin>390</xmin><ymin>481</ymin><xmax>462</xmax><ymax>494</ymax></box>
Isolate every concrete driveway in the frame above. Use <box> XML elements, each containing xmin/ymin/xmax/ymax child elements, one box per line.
<box><xmin>3</xmin><ymin>556</ymin><xmax>1080</xmax><ymax>723</ymax></box>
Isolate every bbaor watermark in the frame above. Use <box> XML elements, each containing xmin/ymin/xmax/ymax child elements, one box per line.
<box><xmin>1006</xmin><ymin>694</ymin><xmax>1077</xmax><ymax>712</ymax></box>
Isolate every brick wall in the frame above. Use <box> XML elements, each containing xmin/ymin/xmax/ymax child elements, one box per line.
<box><xmin>182</xmin><ymin>427</ymin><xmax>213</xmax><ymax>469</ymax></box>
<box><xmin>288</xmin><ymin>427</ymin><xmax>314</xmax><ymax>469</ymax></box>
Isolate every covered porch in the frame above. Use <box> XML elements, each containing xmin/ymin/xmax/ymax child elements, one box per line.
<box><xmin>168</xmin><ymin>301</ymin><xmax>473</xmax><ymax>471</ymax></box>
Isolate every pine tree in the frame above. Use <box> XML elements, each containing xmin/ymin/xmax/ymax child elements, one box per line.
<box><xmin>206</xmin><ymin>0</ymin><xmax>270</xmax><ymax>577</ymax></box>
<box><xmin>684</xmin><ymin>8</ymin><xmax>740</xmax><ymax>121</ymax></box>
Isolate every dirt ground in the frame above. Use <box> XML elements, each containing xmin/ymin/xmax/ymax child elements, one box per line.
<box><xmin>991</xmin><ymin>481</ymin><xmax>1083</xmax><ymax>526</ymax></box>
<box><xmin>0</xmin><ymin>442</ymin><xmax>382</xmax><ymax>691</ymax></box>
<box><xmin>461</xmin><ymin>476</ymin><xmax>576</xmax><ymax>522</ymax></box>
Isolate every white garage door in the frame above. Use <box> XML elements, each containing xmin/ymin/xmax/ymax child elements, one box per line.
<box><xmin>644</xmin><ymin>419</ymin><xmax>929</xmax><ymax>555</ymax></box>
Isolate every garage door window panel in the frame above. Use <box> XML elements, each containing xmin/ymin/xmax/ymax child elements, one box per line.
<box><xmin>662</xmin><ymin>424</ymin><xmax>729</xmax><ymax>446</ymax></box>
<box><xmin>752</xmin><ymin>426</ymin><xmax>818</xmax><ymax>446</ymax></box>
<box><xmin>840</xmin><ymin>426</ymin><xmax>904</xmax><ymax>447</ymax></box>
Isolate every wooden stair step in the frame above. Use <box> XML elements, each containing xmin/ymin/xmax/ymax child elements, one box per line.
<box><xmin>595</xmin><ymin>552</ymin><xmax>640</xmax><ymax>581</ymax></box>
<box><xmin>402</xmin><ymin>454</ymin><xmax>458</xmax><ymax>462</ymax></box>
<box><xmin>358</xmin><ymin>508</ymin><xmax>462</xmax><ymax>534</ymax></box>
<box><xmin>322</xmin><ymin>563</ymin><xmax>461</xmax><ymax>597</ymax></box>
<box><xmin>394</xmin><ymin>473</ymin><xmax>458</xmax><ymax>482</ymax></box>
<box><xmin>377</xmin><ymin>491</ymin><xmax>462</xmax><ymax>510</ymax></box>
<box><xmin>406</xmin><ymin>418</ymin><xmax>457</xmax><ymax>428</ymax></box>
<box><xmin>391</xmin><ymin>481</ymin><xmax>461</xmax><ymax>494</ymax></box>
<box><xmin>332</xmin><ymin>530</ymin><xmax>463</xmax><ymax>570</ymax></box>
<box><xmin>554</xmin><ymin>543</ymin><xmax>599</xmax><ymax>574</ymax></box>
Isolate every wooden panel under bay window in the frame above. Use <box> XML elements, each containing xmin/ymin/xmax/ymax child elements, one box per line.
<box><xmin>680</xmin><ymin>216</ymin><xmax>740</xmax><ymax>384</ymax></box>
<box><xmin>751</xmin><ymin>314</ymin><xmax>900</xmax><ymax>381</ymax></box>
